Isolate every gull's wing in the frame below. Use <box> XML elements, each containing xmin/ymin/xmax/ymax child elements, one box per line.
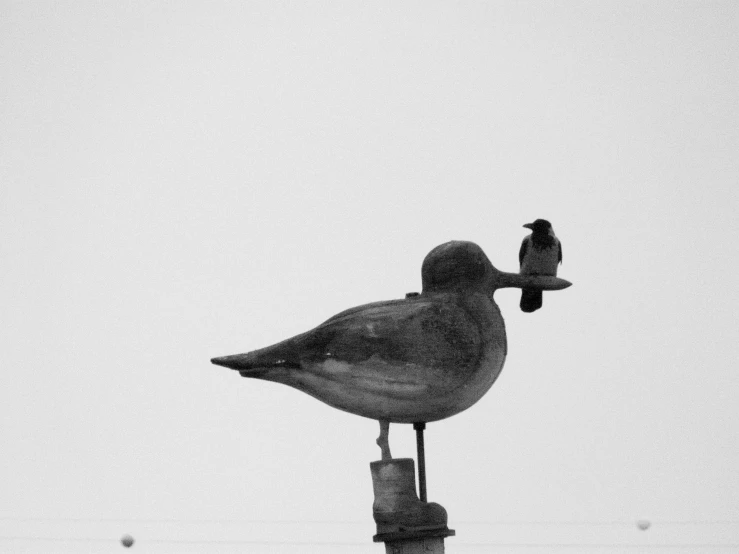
<box><xmin>213</xmin><ymin>296</ymin><xmax>483</xmax><ymax>375</ymax></box>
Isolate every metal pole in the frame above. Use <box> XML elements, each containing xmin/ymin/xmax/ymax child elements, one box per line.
<box><xmin>413</xmin><ymin>422</ymin><xmax>426</xmax><ymax>502</ymax></box>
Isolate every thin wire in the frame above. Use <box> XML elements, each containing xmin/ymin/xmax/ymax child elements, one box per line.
<box><xmin>1</xmin><ymin>537</ymin><xmax>738</xmax><ymax>548</ymax></box>
<box><xmin>0</xmin><ymin>537</ymin><xmax>115</xmax><ymax>543</ymax></box>
<box><xmin>454</xmin><ymin>546</ymin><xmax>739</xmax><ymax>550</ymax></box>
<box><xmin>0</xmin><ymin>537</ymin><xmax>366</xmax><ymax>545</ymax></box>
<box><xmin>459</xmin><ymin>520</ymin><xmax>739</xmax><ymax>525</ymax></box>
<box><xmin>1</xmin><ymin>516</ymin><xmax>737</xmax><ymax>525</ymax></box>
<box><xmin>0</xmin><ymin>516</ymin><xmax>367</xmax><ymax>524</ymax></box>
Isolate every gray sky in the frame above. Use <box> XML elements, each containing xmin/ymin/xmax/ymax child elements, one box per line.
<box><xmin>1</xmin><ymin>1</ymin><xmax>738</xmax><ymax>552</ymax></box>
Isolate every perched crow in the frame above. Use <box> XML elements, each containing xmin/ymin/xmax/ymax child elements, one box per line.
<box><xmin>519</xmin><ymin>219</ymin><xmax>562</xmax><ymax>313</ymax></box>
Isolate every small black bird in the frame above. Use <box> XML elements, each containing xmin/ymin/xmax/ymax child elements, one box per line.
<box><xmin>519</xmin><ymin>219</ymin><xmax>562</xmax><ymax>312</ymax></box>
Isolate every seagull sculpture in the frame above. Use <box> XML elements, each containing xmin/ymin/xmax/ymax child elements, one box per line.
<box><xmin>212</xmin><ymin>240</ymin><xmax>571</xmax><ymax>460</ymax></box>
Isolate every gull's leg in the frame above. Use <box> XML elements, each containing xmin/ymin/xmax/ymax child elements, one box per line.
<box><xmin>376</xmin><ymin>419</ymin><xmax>391</xmax><ymax>461</ymax></box>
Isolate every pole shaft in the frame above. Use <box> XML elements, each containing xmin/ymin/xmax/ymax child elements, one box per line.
<box><xmin>384</xmin><ymin>537</ymin><xmax>445</xmax><ymax>553</ymax></box>
<box><xmin>413</xmin><ymin>422</ymin><xmax>426</xmax><ymax>502</ymax></box>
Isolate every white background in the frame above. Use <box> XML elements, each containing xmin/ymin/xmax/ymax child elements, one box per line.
<box><xmin>2</xmin><ymin>1</ymin><xmax>738</xmax><ymax>552</ymax></box>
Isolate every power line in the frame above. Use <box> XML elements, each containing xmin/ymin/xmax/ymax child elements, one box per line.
<box><xmin>1</xmin><ymin>516</ymin><xmax>737</xmax><ymax>525</ymax></box>
<box><xmin>1</xmin><ymin>537</ymin><xmax>738</xmax><ymax>548</ymax></box>
<box><xmin>0</xmin><ymin>517</ymin><xmax>366</xmax><ymax>524</ymax></box>
<box><xmin>459</xmin><ymin>520</ymin><xmax>739</xmax><ymax>526</ymax></box>
<box><xmin>454</xmin><ymin>546</ymin><xmax>739</xmax><ymax>550</ymax></box>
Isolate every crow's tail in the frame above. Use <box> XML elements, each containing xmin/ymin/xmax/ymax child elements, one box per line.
<box><xmin>520</xmin><ymin>289</ymin><xmax>543</xmax><ymax>313</ymax></box>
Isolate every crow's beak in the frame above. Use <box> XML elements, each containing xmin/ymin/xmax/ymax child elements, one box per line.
<box><xmin>523</xmin><ymin>223</ymin><xmax>534</xmax><ymax>230</ymax></box>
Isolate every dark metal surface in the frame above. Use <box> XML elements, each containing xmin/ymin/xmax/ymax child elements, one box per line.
<box><xmin>373</xmin><ymin>526</ymin><xmax>455</xmax><ymax>543</ymax></box>
<box><xmin>413</xmin><ymin>422</ymin><xmax>427</xmax><ymax>503</ymax></box>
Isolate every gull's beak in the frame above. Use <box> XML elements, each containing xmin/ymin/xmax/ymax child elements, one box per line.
<box><xmin>492</xmin><ymin>268</ymin><xmax>572</xmax><ymax>291</ymax></box>
<box><xmin>523</xmin><ymin>223</ymin><xmax>534</xmax><ymax>230</ymax></box>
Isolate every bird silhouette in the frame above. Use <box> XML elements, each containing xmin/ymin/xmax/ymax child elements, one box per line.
<box><xmin>519</xmin><ymin>219</ymin><xmax>563</xmax><ymax>313</ymax></box>
<box><xmin>213</xmin><ymin>241</ymin><xmax>570</xmax><ymax>445</ymax></box>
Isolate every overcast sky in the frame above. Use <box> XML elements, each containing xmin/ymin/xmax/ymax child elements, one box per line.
<box><xmin>1</xmin><ymin>1</ymin><xmax>738</xmax><ymax>552</ymax></box>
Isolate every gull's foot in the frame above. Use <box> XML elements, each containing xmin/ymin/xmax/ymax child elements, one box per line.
<box><xmin>376</xmin><ymin>420</ymin><xmax>391</xmax><ymax>461</ymax></box>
